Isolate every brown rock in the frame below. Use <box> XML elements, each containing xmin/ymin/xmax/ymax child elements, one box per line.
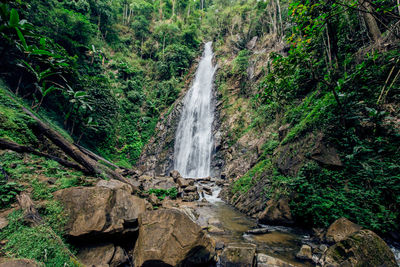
<box><xmin>322</xmin><ymin>229</ymin><xmax>397</xmax><ymax>267</ymax></box>
<box><xmin>326</xmin><ymin>217</ymin><xmax>362</xmax><ymax>243</ymax></box>
<box><xmin>96</xmin><ymin>179</ymin><xmax>132</xmax><ymax>192</ymax></box>
<box><xmin>184</xmin><ymin>185</ymin><xmax>197</xmax><ymax>193</ymax></box>
<box><xmin>220</xmin><ymin>243</ymin><xmax>256</xmax><ymax>267</ymax></box>
<box><xmin>296</xmin><ymin>244</ymin><xmax>312</xmax><ymax>260</ymax></box>
<box><xmin>170</xmin><ymin>170</ymin><xmax>182</xmax><ymax>181</ymax></box>
<box><xmin>77</xmin><ymin>243</ymin><xmax>115</xmax><ymax>267</ymax></box>
<box><xmin>310</xmin><ymin>134</ymin><xmax>342</xmax><ymax>167</ymax></box>
<box><xmin>258</xmin><ymin>198</ymin><xmax>293</xmax><ymax>226</ymax></box>
<box><xmin>256</xmin><ymin>253</ymin><xmax>295</xmax><ymax>267</ymax></box>
<box><xmin>54</xmin><ymin>185</ymin><xmax>146</xmax><ymax>238</ymax></box>
<box><xmin>133</xmin><ymin>209</ymin><xmax>215</xmax><ymax>267</ymax></box>
<box><xmin>177</xmin><ymin>177</ymin><xmax>190</xmax><ymax>188</ymax></box>
<box><xmin>140</xmin><ymin>176</ymin><xmax>177</xmax><ymax>191</ymax></box>
<box><xmin>110</xmin><ymin>246</ymin><xmax>128</xmax><ymax>267</ymax></box>
<box><xmin>0</xmin><ymin>259</ymin><xmax>40</xmax><ymax>267</ymax></box>
<box><xmin>148</xmin><ymin>193</ymin><xmax>161</xmax><ymax>206</ymax></box>
<box><xmin>182</xmin><ymin>191</ymin><xmax>200</xmax><ymax>202</ymax></box>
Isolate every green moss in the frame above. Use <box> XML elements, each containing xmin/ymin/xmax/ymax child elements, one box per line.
<box><xmin>1</xmin><ymin>211</ymin><xmax>78</xmax><ymax>266</ymax></box>
<box><xmin>282</xmin><ymin>92</ymin><xmax>336</xmax><ymax>144</ymax></box>
<box><xmin>232</xmin><ymin>159</ymin><xmax>272</xmax><ymax>194</ymax></box>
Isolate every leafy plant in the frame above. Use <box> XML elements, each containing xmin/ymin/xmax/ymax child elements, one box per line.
<box><xmin>147</xmin><ymin>187</ymin><xmax>178</xmax><ymax>200</ymax></box>
<box><xmin>0</xmin><ymin>181</ymin><xmax>24</xmax><ymax>209</ymax></box>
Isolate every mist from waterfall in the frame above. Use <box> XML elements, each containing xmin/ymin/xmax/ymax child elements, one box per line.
<box><xmin>174</xmin><ymin>42</ymin><xmax>217</xmax><ymax>178</ymax></box>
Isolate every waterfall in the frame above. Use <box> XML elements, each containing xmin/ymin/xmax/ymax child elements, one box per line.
<box><xmin>174</xmin><ymin>42</ymin><xmax>217</xmax><ymax>178</ymax></box>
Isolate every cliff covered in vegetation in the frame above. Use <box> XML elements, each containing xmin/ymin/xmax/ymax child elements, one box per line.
<box><xmin>0</xmin><ymin>0</ymin><xmax>400</xmax><ymax>265</ymax></box>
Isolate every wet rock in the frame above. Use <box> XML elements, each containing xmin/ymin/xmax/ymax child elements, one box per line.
<box><xmin>246</xmin><ymin>228</ymin><xmax>270</xmax><ymax>235</ymax></box>
<box><xmin>322</xmin><ymin>229</ymin><xmax>397</xmax><ymax>267</ymax></box>
<box><xmin>310</xmin><ymin>138</ymin><xmax>342</xmax><ymax>167</ymax></box>
<box><xmin>258</xmin><ymin>198</ymin><xmax>293</xmax><ymax>226</ymax></box>
<box><xmin>54</xmin><ymin>185</ymin><xmax>146</xmax><ymax>238</ymax></box>
<box><xmin>77</xmin><ymin>243</ymin><xmax>115</xmax><ymax>267</ymax></box>
<box><xmin>215</xmin><ymin>179</ymin><xmax>225</xmax><ymax>186</ymax></box>
<box><xmin>133</xmin><ymin>209</ymin><xmax>215</xmax><ymax>267</ymax></box>
<box><xmin>177</xmin><ymin>177</ymin><xmax>190</xmax><ymax>188</ymax></box>
<box><xmin>182</xmin><ymin>191</ymin><xmax>200</xmax><ymax>202</ymax></box>
<box><xmin>169</xmin><ymin>170</ymin><xmax>182</xmax><ymax>181</ymax></box>
<box><xmin>203</xmin><ymin>186</ymin><xmax>212</xmax><ymax>193</ymax></box>
<box><xmin>0</xmin><ymin>259</ymin><xmax>40</xmax><ymax>267</ymax></box>
<box><xmin>325</xmin><ymin>217</ymin><xmax>362</xmax><ymax>243</ymax></box>
<box><xmin>208</xmin><ymin>225</ymin><xmax>225</xmax><ymax>234</ymax></box>
<box><xmin>208</xmin><ymin>217</ymin><xmax>222</xmax><ymax>226</ymax></box>
<box><xmin>184</xmin><ymin>185</ymin><xmax>197</xmax><ymax>192</ymax></box>
<box><xmin>256</xmin><ymin>253</ymin><xmax>295</xmax><ymax>267</ymax></box>
<box><xmin>220</xmin><ymin>243</ymin><xmax>256</xmax><ymax>267</ymax></box>
<box><xmin>296</xmin><ymin>244</ymin><xmax>312</xmax><ymax>260</ymax></box>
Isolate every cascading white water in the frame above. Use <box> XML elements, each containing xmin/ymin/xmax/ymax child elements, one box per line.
<box><xmin>174</xmin><ymin>42</ymin><xmax>217</xmax><ymax>178</ymax></box>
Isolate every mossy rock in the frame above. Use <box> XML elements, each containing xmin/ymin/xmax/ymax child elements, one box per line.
<box><xmin>323</xmin><ymin>229</ymin><xmax>397</xmax><ymax>267</ymax></box>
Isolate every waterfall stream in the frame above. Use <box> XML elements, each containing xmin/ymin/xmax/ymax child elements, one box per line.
<box><xmin>174</xmin><ymin>42</ymin><xmax>217</xmax><ymax>178</ymax></box>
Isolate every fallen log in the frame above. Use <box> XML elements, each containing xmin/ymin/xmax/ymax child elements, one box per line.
<box><xmin>22</xmin><ymin>107</ymin><xmax>100</xmax><ymax>174</ymax></box>
<box><xmin>74</xmin><ymin>143</ymin><xmax>126</xmax><ymax>170</ymax></box>
<box><xmin>21</xmin><ymin>107</ymin><xmax>134</xmax><ymax>185</ymax></box>
<box><xmin>0</xmin><ymin>138</ymin><xmax>86</xmax><ymax>173</ymax></box>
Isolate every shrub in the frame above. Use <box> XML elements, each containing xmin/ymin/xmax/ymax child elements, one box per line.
<box><xmin>0</xmin><ymin>181</ymin><xmax>24</xmax><ymax>209</ymax></box>
<box><xmin>147</xmin><ymin>187</ymin><xmax>178</xmax><ymax>200</ymax></box>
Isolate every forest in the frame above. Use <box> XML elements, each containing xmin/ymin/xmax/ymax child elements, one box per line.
<box><xmin>0</xmin><ymin>0</ymin><xmax>399</xmax><ymax>266</ymax></box>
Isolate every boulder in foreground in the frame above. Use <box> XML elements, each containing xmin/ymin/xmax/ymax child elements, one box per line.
<box><xmin>54</xmin><ymin>179</ymin><xmax>146</xmax><ymax>238</ymax></box>
<box><xmin>133</xmin><ymin>209</ymin><xmax>215</xmax><ymax>267</ymax></box>
<box><xmin>322</xmin><ymin>229</ymin><xmax>397</xmax><ymax>267</ymax></box>
<box><xmin>325</xmin><ymin>217</ymin><xmax>362</xmax><ymax>243</ymax></box>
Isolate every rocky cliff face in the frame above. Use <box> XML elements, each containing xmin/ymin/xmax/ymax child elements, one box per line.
<box><xmin>136</xmin><ymin>59</ymin><xmax>199</xmax><ymax>176</ymax></box>
<box><xmin>136</xmin><ymin>47</ymin><xmax>224</xmax><ymax>178</ymax></box>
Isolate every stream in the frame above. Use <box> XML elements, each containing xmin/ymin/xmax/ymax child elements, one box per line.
<box><xmin>197</xmin><ymin>183</ymin><xmax>314</xmax><ymax>266</ymax></box>
<box><xmin>173</xmin><ymin>42</ymin><xmax>400</xmax><ymax>266</ymax></box>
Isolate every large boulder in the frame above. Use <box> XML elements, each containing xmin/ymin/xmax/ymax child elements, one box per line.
<box><xmin>0</xmin><ymin>259</ymin><xmax>40</xmax><ymax>267</ymax></box>
<box><xmin>322</xmin><ymin>229</ymin><xmax>397</xmax><ymax>267</ymax></box>
<box><xmin>54</xmin><ymin>180</ymin><xmax>146</xmax><ymax>238</ymax></box>
<box><xmin>77</xmin><ymin>243</ymin><xmax>128</xmax><ymax>267</ymax></box>
<box><xmin>258</xmin><ymin>198</ymin><xmax>293</xmax><ymax>226</ymax></box>
<box><xmin>325</xmin><ymin>217</ymin><xmax>362</xmax><ymax>243</ymax></box>
<box><xmin>220</xmin><ymin>243</ymin><xmax>256</xmax><ymax>267</ymax></box>
<box><xmin>133</xmin><ymin>209</ymin><xmax>215</xmax><ymax>267</ymax></box>
<box><xmin>139</xmin><ymin>176</ymin><xmax>177</xmax><ymax>191</ymax></box>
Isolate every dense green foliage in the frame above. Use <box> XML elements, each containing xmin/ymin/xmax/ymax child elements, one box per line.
<box><xmin>147</xmin><ymin>187</ymin><xmax>178</xmax><ymax>200</ymax></box>
<box><xmin>0</xmin><ymin>210</ymin><xmax>76</xmax><ymax>266</ymax></box>
<box><xmin>0</xmin><ymin>0</ymin><xmax>399</xmax><ymax>250</ymax></box>
<box><xmin>0</xmin><ymin>0</ymin><xmax>208</xmax><ymax>166</ymax></box>
<box><xmin>212</xmin><ymin>0</ymin><xmax>400</xmax><ymax>234</ymax></box>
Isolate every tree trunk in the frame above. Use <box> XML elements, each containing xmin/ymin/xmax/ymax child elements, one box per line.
<box><xmin>0</xmin><ymin>138</ymin><xmax>86</xmax><ymax>172</ymax></box>
<box><xmin>358</xmin><ymin>0</ymin><xmax>381</xmax><ymax>42</ymax></box>
<box><xmin>25</xmin><ymin>110</ymin><xmax>95</xmax><ymax>172</ymax></box>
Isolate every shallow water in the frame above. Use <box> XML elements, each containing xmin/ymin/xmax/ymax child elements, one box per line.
<box><xmin>195</xmin><ymin>190</ymin><xmax>313</xmax><ymax>266</ymax></box>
